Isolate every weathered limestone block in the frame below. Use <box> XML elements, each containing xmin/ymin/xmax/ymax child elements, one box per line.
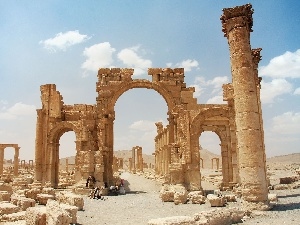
<box><xmin>224</xmin><ymin>194</ymin><xmax>237</xmax><ymax>202</ymax></box>
<box><xmin>37</xmin><ymin>194</ymin><xmax>55</xmax><ymax>205</ymax></box>
<box><xmin>11</xmin><ymin>195</ymin><xmax>36</xmax><ymax>211</ymax></box>
<box><xmin>12</xmin><ymin>178</ymin><xmax>28</xmax><ymax>191</ymax></box>
<box><xmin>159</xmin><ymin>184</ymin><xmax>188</xmax><ymax>204</ymax></box>
<box><xmin>24</xmin><ymin>188</ymin><xmax>42</xmax><ymax>201</ymax></box>
<box><xmin>46</xmin><ymin>200</ymin><xmax>72</xmax><ymax>225</ymax></box>
<box><xmin>56</xmin><ymin>191</ymin><xmax>84</xmax><ymax>210</ymax></box>
<box><xmin>0</xmin><ymin>202</ymin><xmax>19</xmax><ymax>215</ymax></box>
<box><xmin>187</xmin><ymin>191</ymin><xmax>206</xmax><ymax>204</ymax></box>
<box><xmin>25</xmin><ymin>206</ymin><xmax>47</xmax><ymax>225</ymax></box>
<box><xmin>194</xmin><ymin>208</ymin><xmax>244</xmax><ymax>225</ymax></box>
<box><xmin>159</xmin><ymin>185</ymin><xmax>174</xmax><ymax>202</ymax></box>
<box><xmin>0</xmin><ymin>190</ymin><xmax>11</xmax><ymax>201</ymax></box>
<box><xmin>273</xmin><ymin>184</ymin><xmax>290</xmax><ymax>190</ymax></box>
<box><xmin>148</xmin><ymin>216</ymin><xmax>196</xmax><ymax>225</ymax></box>
<box><xmin>42</xmin><ymin>187</ymin><xmax>55</xmax><ymax>196</ymax></box>
<box><xmin>206</xmin><ymin>194</ymin><xmax>226</xmax><ymax>207</ymax></box>
<box><xmin>0</xmin><ymin>181</ymin><xmax>13</xmax><ymax>193</ymax></box>
<box><xmin>0</xmin><ymin>211</ymin><xmax>26</xmax><ymax>222</ymax></box>
<box><xmin>173</xmin><ymin>185</ymin><xmax>188</xmax><ymax>205</ymax></box>
<box><xmin>60</xmin><ymin>203</ymin><xmax>78</xmax><ymax>224</ymax></box>
<box><xmin>268</xmin><ymin>193</ymin><xmax>278</xmax><ymax>203</ymax></box>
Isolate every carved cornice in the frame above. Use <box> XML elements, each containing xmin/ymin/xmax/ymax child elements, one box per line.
<box><xmin>252</xmin><ymin>48</ymin><xmax>262</xmax><ymax>65</ymax></box>
<box><xmin>221</xmin><ymin>3</ymin><xmax>253</xmax><ymax>37</ymax></box>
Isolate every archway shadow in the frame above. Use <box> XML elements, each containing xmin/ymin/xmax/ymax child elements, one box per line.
<box><xmin>122</xmin><ymin>178</ymin><xmax>147</xmax><ymax>194</ymax></box>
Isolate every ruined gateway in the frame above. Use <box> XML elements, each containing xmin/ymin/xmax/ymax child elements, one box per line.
<box><xmin>34</xmin><ymin>4</ymin><xmax>269</xmax><ymax>207</ymax></box>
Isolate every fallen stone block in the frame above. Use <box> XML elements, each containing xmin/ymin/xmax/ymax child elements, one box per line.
<box><xmin>0</xmin><ymin>182</ymin><xmax>13</xmax><ymax>193</ymax></box>
<box><xmin>25</xmin><ymin>206</ymin><xmax>47</xmax><ymax>225</ymax></box>
<box><xmin>36</xmin><ymin>194</ymin><xmax>55</xmax><ymax>205</ymax></box>
<box><xmin>0</xmin><ymin>190</ymin><xmax>11</xmax><ymax>201</ymax></box>
<box><xmin>206</xmin><ymin>194</ymin><xmax>226</xmax><ymax>207</ymax></box>
<box><xmin>0</xmin><ymin>202</ymin><xmax>19</xmax><ymax>215</ymax></box>
<box><xmin>187</xmin><ymin>191</ymin><xmax>206</xmax><ymax>204</ymax></box>
<box><xmin>10</xmin><ymin>194</ymin><xmax>36</xmax><ymax>210</ymax></box>
<box><xmin>0</xmin><ymin>211</ymin><xmax>26</xmax><ymax>222</ymax></box>
<box><xmin>273</xmin><ymin>184</ymin><xmax>290</xmax><ymax>190</ymax></box>
<box><xmin>224</xmin><ymin>194</ymin><xmax>236</xmax><ymax>202</ymax></box>
<box><xmin>160</xmin><ymin>190</ymin><xmax>174</xmax><ymax>202</ymax></box>
<box><xmin>46</xmin><ymin>199</ymin><xmax>72</xmax><ymax>225</ymax></box>
<box><xmin>56</xmin><ymin>191</ymin><xmax>84</xmax><ymax>210</ymax></box>
<box><xmin>268</xmin><ymin>193</ymin><xmax>278</xmax><ymax>202</ymax></box>
<box><xmin>60</xmin><ymin>203</ymin><xmax>78</xmax><ymax>224</ymax></box>
<box><xmin>148</xmin><ymin>216</ymin><xmax>196</xmax><ymax>225</ymax></box>
<box><xmin>24</xmin><ymin>188</ymin><xmax>42</xmax><ymax>201</ymax></box>
<box><xmin>42</xmin><ymin>187</ymin><xmax>55</xmax><ymax>196</ymax></box>
<box><xmin>194</xmin><ymin>208</ymin><xmax>244</xmax><ymax>225</ymax></box>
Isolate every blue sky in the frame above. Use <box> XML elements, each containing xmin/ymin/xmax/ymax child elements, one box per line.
<box><xmin>0</xmin><ymin>1</ymin><xmax>299</xmax><ymax>161</ymax></box>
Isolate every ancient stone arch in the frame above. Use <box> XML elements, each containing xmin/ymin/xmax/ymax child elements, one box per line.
<box><xmin>0</xmin><ymin>144</ymin><xmax>20</xmax><ymax>176</ymax></box>
<box><xmin>34</xmin><ymin>4</ymin><xmax>268</xmax><ymax>207</ymax></box>
<box><xmin>188</xmin><ymin>106</ymin><xmax>237</xmax><ymax>189</ymax></box>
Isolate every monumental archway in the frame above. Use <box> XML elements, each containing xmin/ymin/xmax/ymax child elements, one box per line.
<box><xmin>34</xmin><ymin>4</ymin><xmax>269</xmax><ymax>208</ymax></box>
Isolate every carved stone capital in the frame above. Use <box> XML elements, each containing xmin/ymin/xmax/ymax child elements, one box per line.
<box><xmin>221</xmin><ymin>3</ymin><xmax>253</xmax><ymax>37</ymax></box>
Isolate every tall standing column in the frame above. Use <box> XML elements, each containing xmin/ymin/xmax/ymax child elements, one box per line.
<box><xmin>0</xmin><ymin>146</ymin><xmax>4</xmax><ymax>175</ymax></box>
<box><xmin>221</xmin><ymin>4</ymin><xmax>268</xmax><ymax>207</ymax></box>
<box><xmin>14</xmin><ymin>146</ymin><xmax>20</xmax><ymax>176</ymax></box>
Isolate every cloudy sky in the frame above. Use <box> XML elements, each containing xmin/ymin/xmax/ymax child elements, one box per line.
<box><xmin>1</xmin><ymin>1</ymin><xmax>299</xmax><ymax>161</ymax></box>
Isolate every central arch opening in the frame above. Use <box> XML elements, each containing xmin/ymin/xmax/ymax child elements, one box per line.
<box><xmin>199</xmin><ymin>131</ymin><xmax>222</xmax><ymax>190</ymax></box>
<box><xmin>113</xmin><ymin>88</ymin><xmax>168</xmax><ymax>192</ymax></box>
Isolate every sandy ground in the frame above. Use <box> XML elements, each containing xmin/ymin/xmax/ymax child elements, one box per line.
<box><xmin>75</xmin><ymin>171</ymin><xmax>300</xmax><ymax>225</ymax></box>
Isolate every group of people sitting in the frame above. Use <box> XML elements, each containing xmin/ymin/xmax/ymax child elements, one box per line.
<box><xmin>86</xmin><ymin>175</ymin><xmax>126</xmax><ymax>199</ymax></box>
<box><xmin>89</xmin><ymin>186</ymin><xmax>105</xmax><ymax>200</ymax></box>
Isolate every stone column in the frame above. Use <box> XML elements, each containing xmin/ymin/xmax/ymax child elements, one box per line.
<box><xmin>221</xmin><ymin>4</ymin><xmax>268</xmax><ymax>206</ymax></box>
<box><xmin>0</xmin><ymin>146</ymin><xmax>4</xmax><ymax>175</ymax></box>
<box><xmin>34</xmin><ymin>109</ymin><xmax>43</xmax><ymax>182</ymax></box>
<box><xmin>14</xmin><ymin>147</ymin><xmax>20</xmax><ymax>176</ymax></box>
<box><xmin>132</xmin><ymin>147</ymin><xmax>136</xmax><ymax>173</ymax></box>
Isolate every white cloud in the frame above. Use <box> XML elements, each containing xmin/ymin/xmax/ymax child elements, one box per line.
<box><xmin>189</xmin><ymin>84</ymin><xmax>203</xmax><ymax>97</ymax></box>
<box><xmin>129</xmin><ymin>120</ymin><xmax>156</xmax><ymax>132</ymax></box>
<box><xmin>271</xmin><ymin>112</ymin><xmax>300</xmax><ymax>135</ymax></box>
<box><xmin>260</xmin><ymin>78</ymin><xmax>293</xmax><ymax>104</ymax></box>
<box><xmin>206</xmin><ymin>76</ymin><xmax>229</xmax><ymax>94</ymax></box>
<box><xmin>117</xmin><ymin>46</ymin><xmax>152</xmax><ymax>76</ymax></box>
<box><xmin>0</xmin><ymin>102</ymin><xmax>36</xmax><ymax>120</ymax></box>
<box><xmin>40</xmin><ymin>30</ymin><xmax>90</xmax><ymax>52</ymax></box>
<box><xmin>81</xmin><ymin>42</ymin><xmax>116</xmax><ymax>75</ymax></box>
<box><xmin>175</xmin><ymin>59</ymin><xmax>199</xmax><ymax>72</ymax></box>
<box><xmin>259</xmin><ymin>49</ymin><xmax>300</xmax><ymax>78</ymax></box>
<box><xmin>190</xmin><ymin>76</ymin><xmax>229</xmax><ymax>99</ymax></box>
<box><xmin>294</xmin><ymin>87</ymin><xmax>300</xmax><ymax>95</ymax></box>
<box><xmin>206</xmin><ymin>95</ymin><xmax>225</xmax><ymax>104</ymax></box>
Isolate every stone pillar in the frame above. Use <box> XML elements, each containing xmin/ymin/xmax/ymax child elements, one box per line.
<box><xmin>132</xmin><ymin>147</ymin><xmax>136</xmax><ymax>173</ymax></box>
<box><xmin>221</xmin><ymin>4</ymin><xmax>268</xmax><ymax>206</ymax></box>
<box><xmin>34</xmin><ymin>109</ymin><xmax>43</xmax><ymax>182</ymax></box>
<box><xmin>29</xmin><ymin>160</ymin><xmax>34</xmax><ymax>169</ymax></box>
<box><xmin>0</xmin><ymin>146</ymin><xmax>4</xmax><ymax>175</ymax></box>
<box><xmin>14</xmin><ymin>147</ymin><xmax>20</xmax><ymax>176</ymax></box>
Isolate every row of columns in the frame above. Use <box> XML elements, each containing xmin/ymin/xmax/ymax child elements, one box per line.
<box><xmin>130</xmin><ymin>146</ymin><xmax>143</xmax><ymax>173</ymax></box>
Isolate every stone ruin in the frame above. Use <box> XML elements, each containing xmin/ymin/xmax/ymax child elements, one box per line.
<box><xmin>31</xmin><ymin>3</ymin><xmax>270</xmax><ymax>209</ymax></box>
<box><xmin>4</xmin><ymin>4</ymin><xmax>299</xmax><ymax>224</ymax></box>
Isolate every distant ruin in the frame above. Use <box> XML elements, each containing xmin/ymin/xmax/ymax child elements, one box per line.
<box><xmin>33</xmin><ymin>3</ymin><xmax>268</xmax><ymax>207</ymax></box>
<box><xmin>0</xmin><ymin>144</ymin><xmax>20</xmax><ymax>176</ymax></box>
